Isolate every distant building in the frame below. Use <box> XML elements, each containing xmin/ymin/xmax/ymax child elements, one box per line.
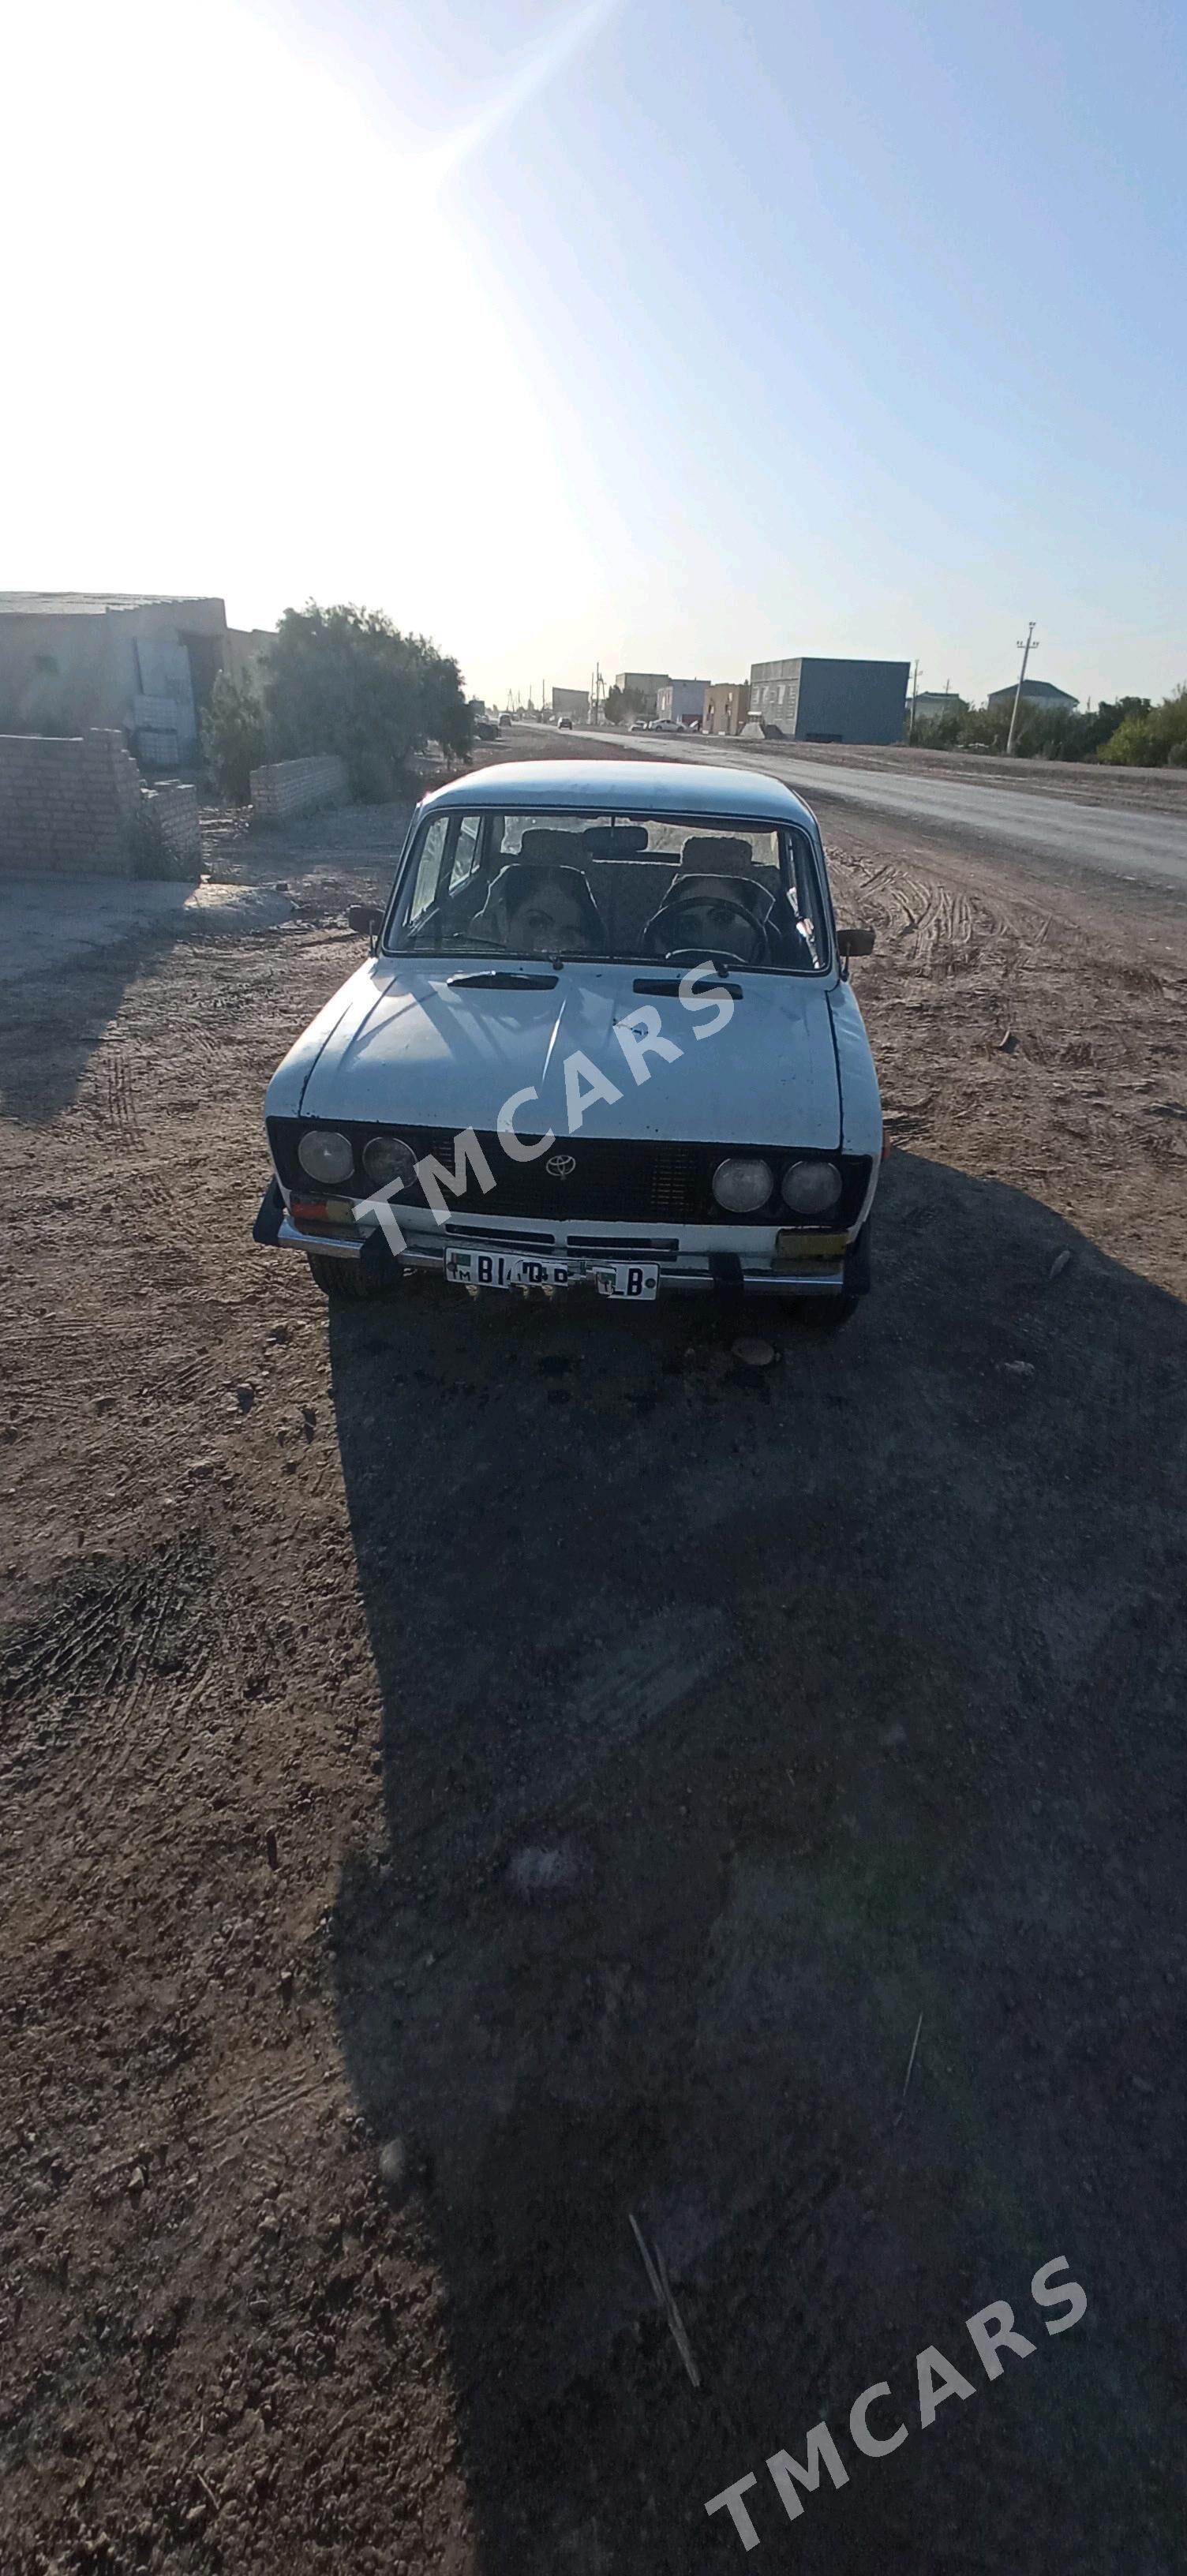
<box><xmin>0</xmin><ymin>592</ymin><xmax>273</xmax><ymax>767</ymax></box>
<box><xmin>749</xmin><ymin>656</ymin><xmax>909</xmax><ymax>744</ymax></box>
<box><xmin>911</xmin><ymin>690</ymin><xmax>964</xmax><ymax>728</ymax></box>
<box><xmin>702</xmin><ymin>680</ymin><xmax>751</xmax><ymax>738</ymax></box>
<box><xmin>614</xmin><ymin>671</ymin><xmax>669</xmax><ymax>717</ymax></box>
<box><xmin>657</xmin><ymin>677</ymin><xmax>709</xmax><ymax>728</ymax></box>
<box><xmin>987</xmin><ymin>678</ymin><xmax>1078</xmax><ymax>714</ymax></box>
<box><xmin>551</xmin><ymin>685</ymin><xmax>589</xmax><ymax>723</ymax></box>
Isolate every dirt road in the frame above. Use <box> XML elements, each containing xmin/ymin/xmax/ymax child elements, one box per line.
<box><xmin>2</xmin><ymin>781</ymin><xmax>1186</xmax><ymax>2574</ymax></box>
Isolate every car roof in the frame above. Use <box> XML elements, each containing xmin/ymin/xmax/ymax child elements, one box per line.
<box><xmin>423</xmin><ymin>758</ymin><xmax>818</xmax><ymax>831</ymax></box>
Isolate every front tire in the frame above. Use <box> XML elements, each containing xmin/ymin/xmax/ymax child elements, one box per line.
<box><xmin>798</xmin><ymin>1292</ymin><xmax>859</xmax><ymax>1329</ymax></box>
<box><xmin>306</xmin><ymin>1252</ymin><xmax>386</xmax><ymax>1301</ymax></box>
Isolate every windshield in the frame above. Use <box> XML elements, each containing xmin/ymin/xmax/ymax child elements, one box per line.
<box><xmin>384</xmin><ymin>808</ymin><xmax>828</xmax><ymax>974</ymax></box>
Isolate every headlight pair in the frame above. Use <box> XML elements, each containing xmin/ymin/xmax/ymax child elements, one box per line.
<box><xmin>711</xmin><ymin>1156</ymin><xmax>843</xmax><ymax>1215</ymax></box>
<box><xmin>296</xmin><ymin>1130</ymin><xmax>418</xmax><ymax>1189</ymax></box>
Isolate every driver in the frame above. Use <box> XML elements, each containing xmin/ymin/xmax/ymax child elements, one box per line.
<box><xmin>642</xmin><ymin>873</ymin><xmax>775</xmax><ymax>966</ymax></box>
<box><xmin>468</xmin><ymin>862</ymin><xmax>605</xmax><ymax>957</ymax></box>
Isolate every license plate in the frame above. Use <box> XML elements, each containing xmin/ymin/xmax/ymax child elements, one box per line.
<box><xmin>445</xmin><ymin>1248</ymin><xmax>571</xmax><ymax>1291</ymax></box>
<box><xmin>595</xmin><ymin>1263</ymin><xmax>659</xmax><ymax>1301</ymax></box>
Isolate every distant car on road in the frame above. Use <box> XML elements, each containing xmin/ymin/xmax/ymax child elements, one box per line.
<box><xmin>556</xmin><ymin>716</ymin><xmax>573</xmax><ymax>730</ymax></box>
<box><xmin>253</xmin><ymin>759</ymin><xmax>881</xmax><ymax>1320</ymax></box>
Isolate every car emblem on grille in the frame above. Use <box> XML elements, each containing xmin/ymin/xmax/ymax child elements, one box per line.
<box><xmin>546</xmin><ymin>1151</ymin><xmax>577</xmax><ymax>1178</ymax></box>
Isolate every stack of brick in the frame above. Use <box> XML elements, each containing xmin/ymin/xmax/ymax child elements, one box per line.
<box><xmin>137</xmin><ymin>781</ymin><xmax>201</xmax><ymax>876</ymax></box>
<box><xmin>0</xmin><ymin>729</ymin><xmax>200</xmax><ymax>879</ymax></box>
<box><xmin>249</xmin><ymin>754</ymin><xmax>348</xmax><ymax>823</ymax></box>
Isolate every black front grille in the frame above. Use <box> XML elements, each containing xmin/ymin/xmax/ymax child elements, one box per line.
<box><xmin>269</xmin><ymin>1118</ymin><xmax>872</xmax><ymax>1229</ymax></box>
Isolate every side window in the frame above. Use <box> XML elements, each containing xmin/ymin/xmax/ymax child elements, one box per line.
<box><xmin>447</xmin><ymin>813</ymin><xmax>482</xmax><ymax>897</ymax></box>
<box><xmin>405</xmin><ymin>816</ymin><xmax>451</xmax><ymax>927</ymax></box>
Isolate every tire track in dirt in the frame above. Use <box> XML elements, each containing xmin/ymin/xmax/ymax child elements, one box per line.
<box><xmin>0</xmin><ymin>1542</ymin><xmax>235</xmax><ymax>1810</ymax></box>
<box><xmin>100</xmin><ymin>1045</ymin><xmax>142</xmax><ymax>1146</ymax></box>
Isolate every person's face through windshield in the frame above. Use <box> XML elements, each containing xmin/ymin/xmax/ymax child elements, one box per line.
<box><xmin>663</xmin><ymin>878</ymin><xmax>766</xmax><ymax>961</ymax></box>
<box><xmin>504</xmin><ymin>878</ymin><xmax>594</xmax><ymax>956</ymax></box>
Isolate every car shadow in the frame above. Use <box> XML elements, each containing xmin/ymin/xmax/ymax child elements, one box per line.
<box><xmin>328</xmin><ymin>1149</ymin><xmax>1187</xmax><ymax>2574</ymax></box>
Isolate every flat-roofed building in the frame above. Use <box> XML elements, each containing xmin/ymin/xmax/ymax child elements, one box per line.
<box><xmin>749</xmin><ymin>655</ymin><xmax>909</xmax><ymax>743</ymax></box>
<box><xmin>613</xmin><ymin>671</ymin><xmax>669</xmax><ymax>717</ymax></box>
<box><xmin>656</xmin><ymin>677</ymin><xmax>709</xmax><ymax>727</ymax></box>
<box><xmin>0</xmin><ymin>591</ymin><xmax>273</xmax><ymax>767</ymax></box>
<box><xmin>702</xmin><ymin>680</ymin><xmax>750</xmax><ymax>737</ymax></box>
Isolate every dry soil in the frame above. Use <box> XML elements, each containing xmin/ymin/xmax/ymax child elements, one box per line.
<box><xmin>2</xmin><ymin>778</ymin><xmax>1185</xmax><ymax>2576</ymax></box>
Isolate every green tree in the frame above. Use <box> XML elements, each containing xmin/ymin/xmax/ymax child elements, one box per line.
<box><xmin>912</xmin><ymin>698</ymin><xmax>969</xmax><ymax>748</ymax></box>
<box><xmin>914</xmin><ymin>693</ymin><xmax>1165</xmax><ymax>763</ymax></box>
<box><xmin>265</xmin><ymin>603</ymin><xmax>474</xmax><ymax>799</ymax></box>
<box><xmin>1098</xmin><ymin>684</ymin><xmax>1187</xmax><ymax>766</ymax></box>
<box><xmin>200</xmin><ymin>669</ymin><xmax>267</xmax><ymax>803</ymax></box>
<box><xmin>604</xmin><ymin>683</ymin><xmax>647</xmax><ymax>727</ymax></box>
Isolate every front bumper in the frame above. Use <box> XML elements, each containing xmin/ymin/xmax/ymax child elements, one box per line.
<box><xmin>253</xmin><ymin>1179</ymin><xmax>871</xmax><ymax>1297</ymax></box>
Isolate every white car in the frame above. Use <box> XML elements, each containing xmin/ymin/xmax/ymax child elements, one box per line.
<box><xmin>253</xmin><ymin>762</ymin><xmax>882</xmax><ymax>1319</ymax></box>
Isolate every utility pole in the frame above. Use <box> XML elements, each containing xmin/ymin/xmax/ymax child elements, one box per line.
<box><xmin>1006</xmin><ymin>622</ymin><xmax>1039</xmax><ymax>754</ymax></box>
<box><xmin>909</xmin><ymin>659</ymin><xmax>919</xmax><ymax>742</ymax></box>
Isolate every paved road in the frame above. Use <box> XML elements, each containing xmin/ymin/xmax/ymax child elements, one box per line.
<box><xmin>561</xmin><ymin>726</ymin><xmax>1187</xmax><ymax>893</ymax></box>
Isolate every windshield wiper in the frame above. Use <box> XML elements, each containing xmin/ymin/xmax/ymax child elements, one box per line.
<box><xmin>446</xmin><ymin>968</ymin><xmax>559</xmax><ymax>990</ymax></box>
<box><xmin>633</xmin><ymin>975</ymin><xmax>743</xmax><ymax>998</ymax></box>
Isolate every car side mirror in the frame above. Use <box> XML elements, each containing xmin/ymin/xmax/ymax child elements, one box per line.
<box><xmin>346</xmin><ymin>904</ymin><xmax>383</xmax><ymax>941</ymax></box>
<box><xmin>837</xmin><ymin>927</ymin><xmax>875</xmax><ymax>957</ymax></box>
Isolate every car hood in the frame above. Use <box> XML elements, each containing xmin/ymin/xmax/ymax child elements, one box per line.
<box><xmin>289</xmin><ymin>957</ymin><xmax>842</xmax><ymax>1148</ymax></box>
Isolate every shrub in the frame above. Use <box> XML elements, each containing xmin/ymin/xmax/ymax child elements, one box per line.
<box><xmin>200</xmin><ymin>671</ymin><xmax>268</xmax><ymax>803</ymax></box>
<box><xmin>264</xmin><ymin>603</ymin><xmax>474</xmax><ymax>800</ymax></box>
<box><xmin>1098</xmin><ymin>684</ymin><xmax>1187</xmax><ymax>766</ymax></box>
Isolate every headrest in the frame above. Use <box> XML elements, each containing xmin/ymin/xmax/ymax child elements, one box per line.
<box><xmin>681</xmin><ymin>834</ymin><xmax>755</xmax><ymax>869</ymax></box>
<box><xmin>519</xmin><ymin>826</ymin><xmax>585</xmax><ymax>864</ymax></box>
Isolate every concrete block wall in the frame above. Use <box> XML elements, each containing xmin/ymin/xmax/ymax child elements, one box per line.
<box><xmin>139</xmin><ymin>781</ymin><xmax>201</xmax><ymax>877</ymax></box>
<box><xmin>249</xmin><ymin>754</ymin><xmax>349</xmax><ymax>822</ymax></box>
<box><xmin>0</xmin><ymin>729</ymin><xmax>200</xmax><ymax>878</ymax></box>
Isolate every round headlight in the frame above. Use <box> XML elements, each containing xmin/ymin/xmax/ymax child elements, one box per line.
<box><xmin>781</xmin><ymin>1159</ymin><xmax>842</xmax><ymax>1214</ymax></box>
<box><xmin>712</xmin><ymin>1156</ymin><xmax>775</xmax><ymax>1214</ymax></box>
<box><xmin>362</xmin><ymin>1134</ymin><xmax>418</xmax><ymax>1189</ymax></box>
<box><xmin>298</xmin><ymin>1128</ymin><xmax>354</xmax><ymax>1185</ymax></box>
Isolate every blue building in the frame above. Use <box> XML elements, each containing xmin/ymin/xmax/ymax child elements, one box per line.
<box><xmin>748</xmin><ymin>655</ymin><xmax>910</xmax><ymax>744</ymax></box>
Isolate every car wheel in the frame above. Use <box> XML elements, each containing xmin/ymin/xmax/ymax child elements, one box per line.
<box><xmin>306</xmin><ymin>1252</ymin><xmax>387</xmax><ymax>1301</ymax></box>
<box><xmin>798</xmin><ymin>1291</ymin><xmax>859</xmax><ymax>1329</ymax></box>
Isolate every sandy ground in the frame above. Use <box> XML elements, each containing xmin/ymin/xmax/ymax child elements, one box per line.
<box><xmin>2</xmin><ymin>781</ymin><xmax>1186</xmax><ymax>2575</ymax></box>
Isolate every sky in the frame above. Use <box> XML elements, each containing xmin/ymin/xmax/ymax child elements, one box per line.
<box><xmin>3</xmin><ymin>0</ymin><xmax>1184</xmax><ymax>710</ymax></box>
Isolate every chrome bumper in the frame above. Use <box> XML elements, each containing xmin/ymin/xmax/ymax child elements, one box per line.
<box><xmin>260</xmin><ymin>1206</ymin><xmax>854</xmax><ymax>1297</ymax></box>
<box><xmin>256</xmin><ymin>1185</ymin><xmax>870</xmax><ymax>1298</ymax></box>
